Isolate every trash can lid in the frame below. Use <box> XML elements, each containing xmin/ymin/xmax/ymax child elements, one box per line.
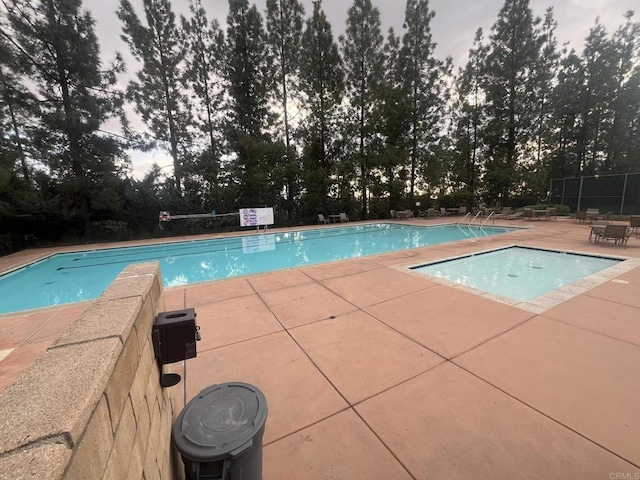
<box><xmin>172</xmin><ymin>382</ymin><xmax>268</xmax><ymax>462</ymax></box>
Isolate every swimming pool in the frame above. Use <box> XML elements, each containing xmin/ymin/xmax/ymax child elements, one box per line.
<box><xmin>0</xmin><ymin>223</ymin><xmax>517</xmax><ymax>314</ymax></box>
<box><xmin>411</xmin><ymin>246</ymin><xmax>622</xmax><ymax>303</ymax></box>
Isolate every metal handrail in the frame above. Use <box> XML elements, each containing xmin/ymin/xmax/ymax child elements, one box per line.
<box><xmin>457</xmin><ymin>212</ymin><xmax>471</xmax><ymax>226</ymax></box>
<box><xmin>469</xmin><ymin>211</ymin><xmax>482</xmax><ymax>226</ymax></box>
<box><xmin>480</xmin><ymin>211</ymin><xmax>495</xmax><ymax>227</ymax></box>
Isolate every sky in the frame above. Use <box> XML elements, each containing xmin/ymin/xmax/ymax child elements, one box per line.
<box><xmin>87</xmin><ymin>0</ymin><xmax>638</xmax><ymax>178</ymax></box>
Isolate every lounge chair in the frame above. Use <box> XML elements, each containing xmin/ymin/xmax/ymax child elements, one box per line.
<box><xmin>317</xmin><ymin>214</ymin><xmax>329</xmax><ymax>224</ymax></box>
<box><xmin>595</xmin><ymin>224</ymin><xmax>630</xmax><ymax>247</ymax></box>
<box><xmin>339</xmin><ymin>212</ymin><xmax>349</xmax><ymax>222</ymax></box>
<box><xmin>503</xmin><ymin>211</ymin><xmax>524</xmax><ymax>220</ymax></box>
<box><xmin>493</xmin><ymin>207</ymin><xmax>512</xmax><ymax>219</ymax></box>
<box><xmin>630</xmin><ymin>216</ymin><xmax>640</xmax><ymax>236</ymax></box>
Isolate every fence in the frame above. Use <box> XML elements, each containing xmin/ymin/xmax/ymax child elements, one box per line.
<box><xmin>549</xmin><ymin>173</ymin><xmax>640</xmax><ymax>216</ymax></box>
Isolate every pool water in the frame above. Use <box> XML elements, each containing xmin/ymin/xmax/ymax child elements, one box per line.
<box><xmin>411</xmin><ymin>246</ymin><xmax>621</xmax><ymax>302</ymax></box>
<box><xmin>0</xmin><ymin>223</ymin><xmax>516</xmax><ymax>314</ymax></box>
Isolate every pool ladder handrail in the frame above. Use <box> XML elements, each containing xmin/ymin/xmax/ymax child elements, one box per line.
<box><xmin>469</xmin><ymin>211</ymin><xmax>483</xmax><ymax>226</ymax></box>
<box><xmin>480</xmin><ymin>211</ymin><xmax>495</xmax><ymax>227</ymax></box>
<box><xmin>457</xmin><ymin>212</ymin><xmax>472</xmax><ymax>227</ymax></box>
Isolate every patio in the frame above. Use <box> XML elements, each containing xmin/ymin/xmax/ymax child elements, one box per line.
<box><xmin>1</xmin><ymin>217</ymin><xmax>639</xmax><ymax>479</ymax></box>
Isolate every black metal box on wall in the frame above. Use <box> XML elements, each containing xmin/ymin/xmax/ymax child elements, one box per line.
<box><xmin>153</xmin><ymin>308</ymin><xmax>199</xmax><ymax>365</ymax></box>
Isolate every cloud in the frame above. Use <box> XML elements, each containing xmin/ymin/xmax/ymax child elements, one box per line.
<box><xmin>128</xmin><ymin>150</ymin><xmax>174</xmax><ymax>180</ymax></box>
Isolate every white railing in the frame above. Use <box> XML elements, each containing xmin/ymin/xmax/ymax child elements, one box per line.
<box><xmin>457</xmin><ymin>212</ymin><xmax>471</xmax><ymax>226</ymax></box>
<box><xmin>469</xmin><ymin>211</ymin><xmax>482</xmax><ymax>226</ymax></box>
<box><xmin>480</xmin><ymin>211</ymin><xmax>495</xmax><ymax>227</ymax></box>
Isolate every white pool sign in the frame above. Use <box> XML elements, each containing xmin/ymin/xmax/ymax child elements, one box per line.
<box><xmin>239</xmin><ymin>207</ymin><xmax>274</xmax><ymax>228</ymax></box>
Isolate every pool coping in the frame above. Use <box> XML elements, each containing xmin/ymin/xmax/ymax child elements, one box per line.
<box><xmin>401</xmin><ymin>243</ymin><xmax>640</xmax><ymax>314</ymax></box>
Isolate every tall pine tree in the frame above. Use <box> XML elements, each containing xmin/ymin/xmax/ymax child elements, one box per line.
<box><xmin>265</xmin><ymin>0</ymin><xmax>304</xmax><ymax>150</ymax></box>
<box><xmin>181</xmin><ymin>0</ymin><xmax>226</xmax><ymax>207</ymax></box>
<box><xmin>376</xmin><ymin>28</ymin><xmax>408</xmax><ymax>211</ymax></box>
<box><xmin>340</xmin><ymin>0</ymin><xmax>384</xmax><ymax>219</ymax></box>
<box><xmin>549</xmin><ymin>47</ymin><xmax>585</xmax><ymax>178</ymax></box>
<box><xmin>483</xmin><ymin>0</ymin><xmax>540</xmax><ymax>202</ymax></box>
<box><xmin>452</xmin><ymin>28</ymin><xmax>488</xmax><ymax>198</ymax></box>
<box><xmin>605</xmin><ymin>12</ymin><xmax>640</xmax><ymax>173</ymax></box>
<box><xmin>225</xmin><ymin>0</ymin><xmax>274</xmax><ymax>207</ymax></box>
<box><xmin>0</xmin><ymin>31</ymin><xmax>33</xmax><ymax>186</ymax></box>
<box><xmin>299</xmin><ymin>0</ymin><xmax>343</xmax><ymax>216</ymax></box>
<box><xmin>118</xmin><ymin>0</ymin><xmax>190</xmax><ymax>194</ymax></box>
<box><xmin>5</xmin><ymin>0</ymin><xmax>127</xmax><ymax>231</ymax></box>
<box><xmin>400</xmin><ymin>0</ymin><xmax>449</xmax><ymax>206</ymax></box>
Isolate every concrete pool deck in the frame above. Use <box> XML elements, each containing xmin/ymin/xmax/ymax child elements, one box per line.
<box><xmin>1</xmin><ymin>217</ymin><xmax>640</xmax><ymax>479</ymax></box>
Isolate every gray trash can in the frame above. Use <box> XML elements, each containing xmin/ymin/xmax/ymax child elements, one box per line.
<box><xmin>173</xmin><ymin>382</ymin><xmax>268</xmax><ymax>480</ymax></box>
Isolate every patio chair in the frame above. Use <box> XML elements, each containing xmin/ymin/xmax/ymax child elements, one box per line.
<box><xmin>596</xmin><ymin>224</ymin><xmax>630</xmax><ymax>247</ymax></box>
<box><xmin>546</xmin><ymin>207</ymin><xmax>557</xmax><ymax>221</ymax></box>
<box><xmin>426</xmin><ymin>208</ymin><xmax>437</xmax><ymax>219</ymax></box>
<box><xmin>522</xmin><ymin>208</ymin><xmax>533</xmax><ymax>220</ymax></box>
<box><xmin>390</xmin><ymin>210</ymin><xmax>396</xmax><ymax>219</ymax></box>
<box><xmin>439</xmin><ymin>207</ymin><xmax>450</xmax><ymax>217</ymax></box>
<box><xmin>588</xmin><ymin>220</ymin><xmax>611</xmax><ymax>243</ymax></box>
<box><xmin>574</xmin><ymin>211</ymin><xmax>587</xmax><ymax>223</ymax></box>
<box><xmin>339</xmin><ymin>212</ymin><xmax>349</xmax><ymax>222</ymax></box>
<box><xmin>317</xmin><ymin>214</ymin><xmax>329</xmax><ymax>224</ymax></box>
<box><xmin>586</xmin><ymin>208</ymin><xmax>600</xmax><ymax>222</ymax></box>
<box><xmin>458</xmin><ymin>206</ymin><xmax>467</xmax><ymax>215</ymax></box>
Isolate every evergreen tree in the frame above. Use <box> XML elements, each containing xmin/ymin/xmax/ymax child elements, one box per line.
<box><xmin>452</xmin><ymin>27</ymin><xmax>488</xmax><ymax>199</ymax></box>
<box><xmin>549</xmin><ymin>48</ymin><xmax>584</xmax><ymax>178</ymax></box>
<box><xmin>264</xmin><ymin>0</ymin><xmax>305</xmax><ymax>222</ymax></box>
<box><xmin>224</xmin><ymin>0</ymin><xmax>275</xmax><ymax>207</ymax></box>
<box><xmin>532</xmin><ymin>8</ymin><xmax>558</xmax><ymax>167</ymax></box>
<box><xmin>400</xmin><ymin>0</ymin><xmax>449</xmax><ymax>205</ymax></box>
<box><xmin>605</xmin><ymin>11</ymin><xmax>640</xmax><ymax>173</ymax></box>
<box><xmin>579</xmin><ymin>21</ymin><xmax>615</xmax><ymax>175</ymax></box>
<box><xmin>4</xmin><ymin>0</ymin><xmax>127</xmax><ymax>230</ymax></box>
<box><xmin>483</xmin><ymin>0</ymin><xmax>541</xmax><ymax>202</ymax></box>
<box><xmin>118</xmin><ymin>0</ymin><xmax>190</xmax><ymax>194</ymax></box>
<box><xmin>0</xmin><ymin>31</ymin><xmax>33</xmax><ymax>186</ymax></box>
<box><xmin>181</xmin><ymin>0</ymin><xmax>226</xmax><ymax>206</ymax></box>
<box><xmin>299</xmin><ymin>0</ymin><xmax>343</xmax><ymax>216</ymax></box>
<box><xmin>376</xmin><ymin>28</ymin><xmax>408</xmax><ymax>211</ymax></box>
<box><xmin>340</xmin><ymin>0</ymin><xmax>384</xmax><ymax>219</ymax></box>
<box><xmin>265</xmin><ymin>0</ymin><xmax>304</xmax><ymax>150</ymax></box>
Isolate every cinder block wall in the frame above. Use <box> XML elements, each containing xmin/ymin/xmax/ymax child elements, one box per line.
<box><xmin>0</xmin><ymin>262</ymin><xmax>185</xmax><ymax>480</ymax></box>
